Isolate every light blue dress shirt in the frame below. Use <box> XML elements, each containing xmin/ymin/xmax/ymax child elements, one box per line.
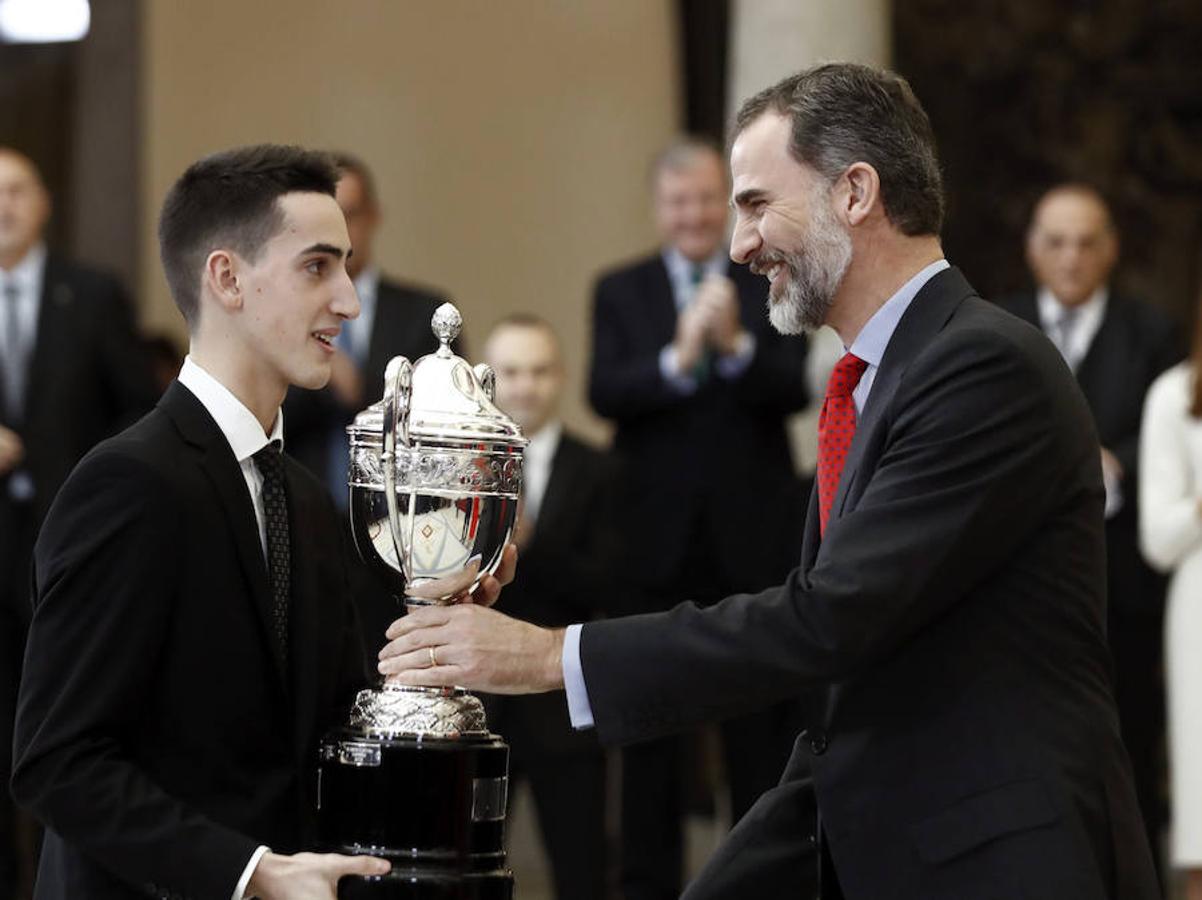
<box><xmin>561</xmin><ymin>258</ymin><xmax>950</xmax><ymax>729</ymax></box>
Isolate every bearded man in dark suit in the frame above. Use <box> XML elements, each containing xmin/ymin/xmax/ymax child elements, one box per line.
<box><xmin>0</xmin><ymin>147</ymin><xmax>158</xmax><ymax>897</ymax></box>
<box><xmin>997</xmin><ymin>184</ymin><xmax>1183</xmax><ymax>876</ymax></box>
<box><xmin>380</xmin><ymin>64</ymin><xmax>1160</xmax><ymax>900</ymax></box>
<box><xmin>9</xmin><ymin>145</ymin><xmax>518</xmax><ymax>899</ymax></box>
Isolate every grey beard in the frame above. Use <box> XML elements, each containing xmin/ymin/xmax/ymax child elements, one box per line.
<box><xmin>765</xmin><ymin>208</ymin><xmax>852</xmax><ymax>336</ymax></box>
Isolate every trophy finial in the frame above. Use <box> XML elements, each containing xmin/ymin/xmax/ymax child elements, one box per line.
<box><xmin>431</xmin><ymin>302</ymin><xmax>462</xmax><ymax>355</ymax></box>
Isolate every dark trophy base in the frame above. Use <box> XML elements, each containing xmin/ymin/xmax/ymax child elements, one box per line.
<box><xmin>318</xmin><ymin>727</ymin><xmax>513</xmax><ymax>899</ymax></box>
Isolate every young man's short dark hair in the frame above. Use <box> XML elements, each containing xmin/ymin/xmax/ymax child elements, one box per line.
<box><xmin>157</xmin><ymin>144</ymin><xmax>339</xmax><ymax>326</ymax></box>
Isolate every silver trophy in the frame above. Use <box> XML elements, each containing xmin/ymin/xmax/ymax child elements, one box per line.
<box><xmin>318</xmin><ymin>302</ymin><xmax>523</xmax><ymax>899</ymax></box>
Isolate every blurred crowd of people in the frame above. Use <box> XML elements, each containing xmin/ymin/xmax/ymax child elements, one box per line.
<box><xmin>0</xmin><ymin>130</ymin><xmax>1199</xmax><ymax>900</ymax></box>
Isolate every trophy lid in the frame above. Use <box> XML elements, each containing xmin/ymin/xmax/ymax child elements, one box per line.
<box><xmin>350</xmin><ymin>302</ymin><xmax>525</xmax><ymax>447</ymax></box>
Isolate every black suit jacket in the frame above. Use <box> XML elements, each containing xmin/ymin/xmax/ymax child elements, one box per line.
<box><xmin>996</xmin><ymin>290</ymin><xmax>1182</xmax><ymax>616</ymax></box>
<box><xmin>284</xmin><ymin>275</ymin><xmax>457</xmax><ymax>482</ymax></box>
<box><xmin>11</xmin><ymin>382</ymin><xmax>368</xmax><ymax>900</ymax></box>
<box><xmin>588</xmin><ymin>254</ymin><xmax>809</xmax><ymax>597</ymax></box>
<box><xmin>484</xmin><ymin>431</ymin><xmax>619</xmax><ymax>757</ymax></box>
<box><xmin>0</xmin><ymin>254</ymin><xmax>157</xmax><ymax>524</ymax></box>
<box><xmin>579</xmin><ymin>268</ymin><xmax>1158</xmax><ymax>899</ymax></box>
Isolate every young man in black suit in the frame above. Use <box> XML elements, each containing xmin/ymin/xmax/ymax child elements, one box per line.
<box><xmin>0</xmin><ymin>147</ymin><xmax>159</xmax><ymax>896</ymax></box>
<box><xmin>382</xmin><ymin>65</ymin><xmax>1160</xmax><ymax>899</ymax></box>
<box><xmin>13</xmin><ymin>145</ymin><xmax>406</xmax><ymax>900</ymax></box>
<box><xmin>588</xmin><ymin>138</ymin><xmax>811</xmax><ymax>900</ymax></box>
<box><xmin>997</xmin><ymin>184</ymin><xmax>1183</xmax><ymax>873</ymax></box>
<box><xmin>480</xmin><ymin>314</ymin><xmax>619</xmax><ymax>900</ymax></box>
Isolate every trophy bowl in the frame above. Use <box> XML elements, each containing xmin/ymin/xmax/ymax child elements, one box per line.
<box><xmin>347</xmin><ymin>303</ymin><xmax>523</xmax><ymax>605</ymax></box>
<box><xmin>319</xmin><ymin>302</ymin><xmax>523</xmax><ymax>899</ymax></box>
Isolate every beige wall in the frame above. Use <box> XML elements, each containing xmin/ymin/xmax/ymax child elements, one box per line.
<box><xmin>141</xmin><ymin>1</ymin><xmax>680</xmax><ymax>441</ymax></box>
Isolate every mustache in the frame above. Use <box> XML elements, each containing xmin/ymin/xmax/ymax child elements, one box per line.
<box><xmin>749</xmin><ymin>250</ymin><xmax>792</xmax><ymax>278</ymax></box>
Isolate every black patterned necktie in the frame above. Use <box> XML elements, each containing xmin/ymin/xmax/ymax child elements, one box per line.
<box><xmin>253</xmin><ymin>440</ymin><xmax>290</xmax><ymax>669</ymax></box>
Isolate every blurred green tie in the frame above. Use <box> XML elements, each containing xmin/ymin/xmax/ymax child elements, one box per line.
<box><xmin>690</xmin><ymin>264</ymin><xmax>711</xmax><ymax>385</ymax></box>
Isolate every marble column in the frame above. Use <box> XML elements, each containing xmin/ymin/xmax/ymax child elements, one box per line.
<box><xmin>727</xmin><ymin>0</ymin><xmax>890</xmax><ymax>473</ymax></box>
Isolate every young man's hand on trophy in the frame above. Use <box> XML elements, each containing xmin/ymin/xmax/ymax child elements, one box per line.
<box><xmin>377</xmin><ymin>544</ymin><xmax>565</xmax><ymax>695</ymax></box>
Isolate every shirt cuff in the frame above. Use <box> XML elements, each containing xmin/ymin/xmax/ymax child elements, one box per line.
<box><xmin>1103</xmin><ymin>468</ymin><xmax>1124</xmax><ymax>520</ymax></box>
<box><xmin>658</xmin><ymin>345</ymin><xmax>699</xmax><ymax>395</ymax></box>
<box><xmin>562</xmin><ymin>623</ymin><xmax>595</xmax><ymax>730</ymax></box>
<box><xmin>234</xmin><ymin>845</ymin><xmax>270</xmax><ymax>900</ymax></box>
<box><xmin>715</xmin><ymin>332</ymin><xmax>756</xmax><ymax>380</ymax></box>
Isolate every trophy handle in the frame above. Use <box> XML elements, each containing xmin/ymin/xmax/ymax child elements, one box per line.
<box><xmin>381</xmin><ymin>356</ymin><xmax>414</xmax><ymax>587</ymax></box>
<box><xmin>473</xmin><ymin>363</ymin><xmax>496</xmax><ymax>402</ymax></box>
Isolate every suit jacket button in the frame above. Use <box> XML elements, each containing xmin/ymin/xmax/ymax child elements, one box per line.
<box><xmin>808</xmin><ymin>732</ymin><xmax>828</xmax><ymax>755</ymax></box>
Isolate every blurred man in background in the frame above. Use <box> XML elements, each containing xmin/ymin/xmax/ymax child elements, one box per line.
<box><xmin>998</xmin><ymin>183</ymin><xmax>1183</xmax><ymax>875</ymax></box>
<box><xmin>285</xmin><ymin>152</ymin><xmax>460</xmax><ymax>650</ymax></box>
<box><xmin>588</xmin><ymin>137</ymin><xmax>810</xmax><ymax>900</ymax></box>
<box><xmin>481</xmin><ymin>314</ymin><xmax>619</xmax><ymax>900</ymax></box>
<box><xmin>0</xmin><ymin>147</ymin><xmax>157</xmax><ymax>898</ymax></box>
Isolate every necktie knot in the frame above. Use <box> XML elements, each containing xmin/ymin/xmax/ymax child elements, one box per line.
<box><xmin>826</xmin><ymin>352</ymin><xmax>868</xmax><ymax>398</ymax></box>
<box><xmin>253</xmin><ymin>439</ymin><xmax>283</xmax><ymax>472</ymax></box>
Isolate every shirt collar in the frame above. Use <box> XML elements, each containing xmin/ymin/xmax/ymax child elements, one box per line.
<box><xmin>2</xmin><ymin>243</ymin><xmax>47</xmax><ymax>293</ymax></box>
<box><xmin>848</xmin><ymin>259</ymin><xmax>950</xmax><ymax>367</ymax></box>
<box><xmin>177</xmin><ymin>355</ymin><xmax>284</xmax><ymax>463</ymax></box>
<box><xmin>1036</xmin><ymin>284</ymin><xmax>1108</xmax><ymax>329</ymax></box>
<box><xmin>662</xmin><ymin>245</ymin><xmax>728</xmax><ymax>285</ymax></box>
<box><xmin>523</xmin><ymin>420</ymin><xmax>562</xmax><ymax>462</ymax></box>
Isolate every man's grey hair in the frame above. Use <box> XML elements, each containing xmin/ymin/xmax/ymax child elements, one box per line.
<box><xmin>734</xmin><ymin>63</ymin><xmax>944</xmax><ymax>236</ymax></box>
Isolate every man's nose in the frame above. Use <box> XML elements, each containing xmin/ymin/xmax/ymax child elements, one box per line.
<box><xmin>729</xmin><ymin>216</ymin><xmax>759</xmax><ymax>264</ymax></box>
<box><xmin>335</xmin><ymin>271</ymin><xmax>361</xmax><ymax>319</ymax></box>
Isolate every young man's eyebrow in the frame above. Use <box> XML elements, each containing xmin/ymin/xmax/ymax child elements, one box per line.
<box><xmin>298</xmin><ymin>242</ymin><xmax>347</xmax><ymax>259</ymax></box>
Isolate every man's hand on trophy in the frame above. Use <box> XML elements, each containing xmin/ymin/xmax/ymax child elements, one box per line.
<box><xmin>378</xmin><ymin>603</ymin><xmax>566</xmax><ymax>696</ymax></box>
<box><xmin>245</xmin><ymin>850</ymin><xmax>390</xmax><ymax>899</ymax></box>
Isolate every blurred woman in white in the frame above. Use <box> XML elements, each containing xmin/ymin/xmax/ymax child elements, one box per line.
<box><xmin>1140</xmin><ymin>341</ymin><xmax>1202</xmax><ymax>899</ymax></box>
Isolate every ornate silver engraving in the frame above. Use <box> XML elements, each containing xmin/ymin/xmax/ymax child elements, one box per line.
<box><xmin>348</xmin><ymin>685</ymin><xmax>489</xmax><ymax>739</ymax></box>
<box><xmin>349</xmin><ymin>444</ymin><xmax>522</xmax><ymax>497</ymax></box>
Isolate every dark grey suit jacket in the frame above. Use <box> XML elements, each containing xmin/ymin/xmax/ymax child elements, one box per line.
<box><xmin>579</xmin><ymin>268</ymin><xmax>1158</xmax><ymax>899</ymax></box>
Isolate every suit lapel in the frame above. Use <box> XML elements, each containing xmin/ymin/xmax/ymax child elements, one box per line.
<box><xmin>23</xmin><ymin>257</ymin><xmax>75</xmax><ymax>420</ymax></box>
<box><xmin>1073</xmin><ymin>298</ymin><xmax>1126</xmax><ymax>415</ymax></box>
<box><xmin>285</xmin><ymin>461</ymin><xmax>324</xmax><ymax>750</ymax></box>
<box><xmin>830</xmin><ymin>267</ymin><xmax>976</xmax><ymax>525</ymax></box>
<box><xmin>532</xmin><ymin>435</ymin><xmax>580</xmax><ymax>542</ymax></box>
<box><xmin>644</xmin><ymin>258</ymin><xmax>680</xmax><ymax>349</ymax></box>
<box><xmin>159</xmin><ymin>382</ymin><xmax>288</xmax><ymax>690</ymax></box>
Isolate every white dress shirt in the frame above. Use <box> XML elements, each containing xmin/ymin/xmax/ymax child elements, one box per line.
<box><xmin>1</xmin><ymin>243</ymin><xmax>45</xmax><ymax>501</ymax></box>
<box><xmin>520</xmin><ymin>421</ymin><xmax>561</xmax><ymax>529</ymax></box>
<box><xmin>176</xmin><ymin>355</ymin><xmax>280</xmax><ymax>898</ymax></box>
<box><xmin>1036</xmin><ymin>286</ymin><xmax>1107</xmax><ymax>374</ymax></box>
<box><xmin>562</xmin><ymin>260</ymin><xmax>950</xmax><ymax>729</ymax></box>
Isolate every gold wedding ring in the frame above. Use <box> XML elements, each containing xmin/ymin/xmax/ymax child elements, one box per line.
<box><xmin>428</xmin><ymin>646</ymin><xmax>438</xmax><ymax>668</ymax></box>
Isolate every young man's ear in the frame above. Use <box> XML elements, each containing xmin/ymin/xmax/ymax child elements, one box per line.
<box><xmin>203</xmin><ymin>250</ymin><xmax>243</xmax><ymax>312</ymax></box>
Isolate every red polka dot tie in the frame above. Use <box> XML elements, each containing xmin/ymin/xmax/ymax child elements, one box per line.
<box><xmin>817</xmin><ymin>352</ymin><xmax>868</xmax><ymax>535</ymax></box>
